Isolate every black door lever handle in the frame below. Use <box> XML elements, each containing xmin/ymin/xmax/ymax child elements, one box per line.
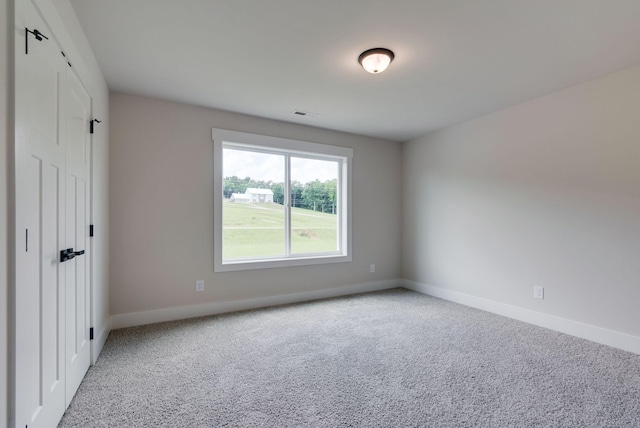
<box><xmin>60</xmin><ymin>248</ymin><xmax>85</xmax><ymax>262</ymax></box>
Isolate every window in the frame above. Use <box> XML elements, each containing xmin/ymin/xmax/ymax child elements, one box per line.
<box><xmin>213</xmin><ymin>128</ymin><xmax>352</xmax><ymax>272</ymax></box>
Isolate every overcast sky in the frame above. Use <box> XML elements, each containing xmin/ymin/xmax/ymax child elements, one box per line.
<box><xmin>223</xmin><ymin>148</ymin><xmax>338</xmax><ymax>184</ymax></box>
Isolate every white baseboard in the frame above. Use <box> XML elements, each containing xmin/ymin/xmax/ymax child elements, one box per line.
<box><xmin>403</xmin><ymin>280</ymin><xmax>640</xmax><ymax>355</ymax></box>
<box><xmin>111</xmin><ymin>279</ymin><xmax>402</xmax><ymax>330</ymax></box>
<box><xmin>91</xmin><ymin>318</ymin><xmax>111</xmax><ymax>364</ymax></box>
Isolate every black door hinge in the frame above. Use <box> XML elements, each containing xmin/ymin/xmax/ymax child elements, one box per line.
<box><xmin>90</xmin><ymin>119</ymin><xmax>102</xmax><ymax>134</ymax></box>
<box><xmin>89</xmin><ymin>224</ymin><xmax>94</xmax><ymax>237</ymax></box>
<box><xmin>60</xmin><ymin>51</ymin><xmax>71</xmax><ymax>67</ymax></box>
<box><xmin>90</xmin><ymin>328</ymin><xmax>94</xmax><ymax>341</ymax></box>
<box><xmin>25</xmin><ymin>27</ymin><xmax>48</xmax><ymax>54</ymax></box>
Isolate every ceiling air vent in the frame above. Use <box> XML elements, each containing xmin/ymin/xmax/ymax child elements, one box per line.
<box><xmin>292</xmin><ymin>110</ymin><xmax>320</xmax><ymax>119</ymax></box>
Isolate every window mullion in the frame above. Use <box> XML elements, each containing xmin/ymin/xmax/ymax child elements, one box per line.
<box><xmin>284</xmin><ymin>155</ymin><xmax>291</xmax><ymax>256</ymax></box>
<box><xmin>337</xmin><ymin>160</ymin><xmax>342</xmax><ymax>252</ymax></box>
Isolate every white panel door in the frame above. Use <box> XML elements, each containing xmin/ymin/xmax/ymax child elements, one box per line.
<box><xmin>15</xmin><ymin>1</ymin><xmax>93</xmax><ymax>426</ymax></box>
<box><xmin>63</xmin><ymin>67</ymin><xmax>91</xmax><ymax>405</ymax></box>
<box><xmin>14</xmin><ymin>1</ymin><xmax>67</xmax><ymax>427</ymax></box>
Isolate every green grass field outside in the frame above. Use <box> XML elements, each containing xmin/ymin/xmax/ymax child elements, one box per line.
<box><xmin>223</xmin><ymin>202</ymin><xmax>338</xmax><ymax>259</ymax></box>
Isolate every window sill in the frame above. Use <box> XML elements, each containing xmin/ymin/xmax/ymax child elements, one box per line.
<box><xmin>214</xmin><ymin>253</ymin><xmax>352</xmax><ymax>272</ymax></box>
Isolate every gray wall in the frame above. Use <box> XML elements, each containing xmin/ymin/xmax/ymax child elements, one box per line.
<box><xmin>109</xmin><ymin>92</ymin><xmax>403</xmax><ymax>317</ymax></box>
<box><xmin>1</xmin><ymin>0</ymin><xmax>11</xmax><ymax>424</ymax></box>
<box><xmin>403</xmin><ymin>64</ymin><xmax>640</xmax><ymax>337</ymax></box>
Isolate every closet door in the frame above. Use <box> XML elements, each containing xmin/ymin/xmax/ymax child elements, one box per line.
<box><xmin>15</xmin><ymin>1</ymin><xmax>93</xmax><ymax>426</ymax></box>
<box><xmin>63</xmin><ymin>67</ymin><xmax>91</xmax><ymax>406</ymax></box>
<box><xmin>14</xmin><ymin>1</ymin><xmax>67</xmax><ymax>426</ymax></box>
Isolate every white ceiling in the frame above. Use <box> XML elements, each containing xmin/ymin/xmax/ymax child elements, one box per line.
<box><xmin>69</xmin><ymin>0</ymin><xmax>640</xmax><ymax>142</ymax></box>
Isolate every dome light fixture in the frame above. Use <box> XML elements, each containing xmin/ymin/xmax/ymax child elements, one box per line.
<box><xmin>358</xmin><ymin>48</ymin><xmax>395</xmax><ymax>74</ymax></box>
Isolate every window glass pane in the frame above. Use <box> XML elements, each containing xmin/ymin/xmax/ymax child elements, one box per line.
<box><xmin>222</xmin><ymin>148</ymin><xmax>285</xmax><ymax>259</ymax></box>
<box><xmin>290</xmin><ymin>157</ymin><xmax>339</xmax><ymax>254</ymax></box>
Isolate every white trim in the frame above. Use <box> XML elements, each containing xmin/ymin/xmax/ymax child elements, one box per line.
<box><xmin>90</xmin><ymin>320</ymin><xmax>110</xmax><ymax>365</ymax></box>
<box><xmin>111</xmin><ymin>279</ymin><xmax>401</xmax><ymax>329</ymax></box>
<box><xmin>403</xmin><ymin>280</ymin><xmax>640</xmax><ymax>355</ymax></box>
<box><xmin>219</xmin><ymin>253</ymin><xmax>351</xmax><ymax>272</ymax></box>
<box><xmin>213</xmin><ymin>128</ymin><xmax>354</xmax><ymax>159</ymax></box>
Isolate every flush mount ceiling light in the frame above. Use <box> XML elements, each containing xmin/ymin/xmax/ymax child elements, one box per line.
<box><xmin>358</xmin><ymin>48</ymin><xmax>395</xmax><ymax>74</ymax></box>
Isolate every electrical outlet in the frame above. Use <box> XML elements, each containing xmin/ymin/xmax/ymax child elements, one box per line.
<box><xmin>533</xmin><ymin>286</ymin><xmax>544</xmax><ymax>300</ymax></box>
<box><xmin>370</xmin><ymin>264</ymin><xmax>375</xmax><ymax>273</ymax></box>
<box><xmin>196</xmin><ymin>280</ymin><xmax>205</xmax><ymax>292</ymax></box>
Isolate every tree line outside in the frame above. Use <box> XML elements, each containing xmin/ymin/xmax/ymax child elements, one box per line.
<box><xmin>223</xmin><ymin>176</ymin><xmax>338</xmax><ymax>214</ymax></box>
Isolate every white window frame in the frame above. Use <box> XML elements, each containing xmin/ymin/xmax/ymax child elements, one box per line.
<box><xmin>213</xmin><ymin>128</ymin><xmax>353</xmax><ymax>272</ymax></box>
